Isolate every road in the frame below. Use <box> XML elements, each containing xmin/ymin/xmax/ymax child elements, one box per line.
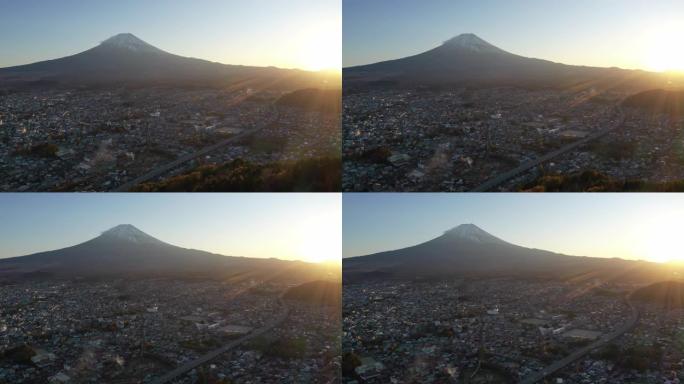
<box><xmin>113</xmin><ymin>118</ymin><xmax>275</xmax><ymax>192</ymax></box>
<box><xmin>519</xmin><ymin>297</ymin><xmax>639</xmax><ymax>384</ymax></box>
<box><xmin>150</xmin><ymin>298</ymin><xmax>289</xmax><ymax>384</ymax></box>
<box><xmin>472</xmin><ymin>113</ymin><xmax>625</xmax><ymax>192</ymax></box>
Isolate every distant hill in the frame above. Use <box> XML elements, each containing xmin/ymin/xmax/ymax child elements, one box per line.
<box><xmin>276</xmin><ymin>88</ymin><xmax>342</xmax><ymax>114</ymax></box>
<box><xmin>284</xmin><ymin>280</ymin><xmax>341</xmax><ymax>306</ymax></box>
<box><xmin>632</xmin><ymin>281</ymin><xmax>684</xmax><ymax>308</ymax></box>
<box><xmin>623</xmin><ymin>89</ymin><xmax>684</xmax><ymax>116</ymax></box>
<box><xmin>345</xmin><ymin>33</ymin><xmax>679</xmax><ymax>91</ymax></box>
<box><xmin>344</xmin><ymin>224</ymin><xmax>680</xmax><ymax>283</ymax></box>
<box><xmin>0</xmin><ymin>224</ymin><xmax>335</xmax><ymax>281</ymax></box>
<box><xmin>0</xmin><ymin>33</ymin><xmax>337</xmax><ymax>90</ymax></box>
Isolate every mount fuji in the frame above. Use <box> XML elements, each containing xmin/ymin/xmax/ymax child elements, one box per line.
<box><xmin>344</xmin><ymin>33</ymin><xmax>673</xmax><ymax>90</ymax></box>
<box><xmin>99</xmin><ymin>33</ymin><xmax>164</xmax><ymax>53</ymax></box>
<box><xmin>0</xmin><ymin>33</ymin><xmax>335</xmax><ymax>89</ymax></box>
<box><xmin>343</xmin><ymin>224</ymin><xmax>670</xmax><ymax>282</ymax></box>
<box><xmin>0</xmin><ymin>224</ymin><xmax>320</xmax><ymax>279</ymax></box>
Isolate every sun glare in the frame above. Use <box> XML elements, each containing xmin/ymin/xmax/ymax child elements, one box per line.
<box><xmin>297</xmin><ymin>22</ymin><xmax>341</xmax><ymax>72</ymax></box>
<box><xmin>296</xmin><ymin>213</ymin><xmax>341</xmax><ymax>264</ymax></box>
<box><xmin>299</xmin><ymin>235</ymin><xmax>334</xmax><ymax>263</ymax></box>
<box><xmin>639</xmin><ymin>214</ymin><xmax>683</xmax><ymax>263</ymax></box>
<box><xmin>645</xmin><ymin>23</ymin><xmax>684</xmax><ymax>73</ymax></box>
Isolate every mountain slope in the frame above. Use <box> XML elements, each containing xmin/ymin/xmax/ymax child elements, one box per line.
<box><xmin>0</xmin><ymin>33</ymin><xmax>335</xmax><ymax>89</ymax></box>
<box><xmin>343</xmin><ymin>224</ymin><xmax>669</xmax><ymax>282</ymax></box>
<box><xmin>632</xmin><ymin>281</ymin><xmax>684</xmax><ymax>308</ymax></box>
<box><xmin>623</xmin><ymin>89</ymin><xmax>684</xmax><ymax>117</ymax></box>
<box><xmin>344</xmin><ymin>33</ymin><xmax>671</xmax><ymax>90</ymax></box>
<box><xmin>0</xmin><ymin>224</ymin><xmax>245</xmax><ymax>276</ymax></box>
<box><xmin>0</xmin><ymin>224</ymin><xmax>341</xmax><ymax>282</ymax></box>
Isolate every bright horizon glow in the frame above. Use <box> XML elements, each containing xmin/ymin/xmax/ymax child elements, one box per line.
<box><xmin>636</xmin><ymin>212</ymin><xmax>682</xmax><ymax>263</ymax></box>
<box><xmin>293</xmin><ymin>206</ymin><xmax>342</xmax><ymax>264</ymax></box>
<box><xmin>344</xmin><ymin>0</ymin><xmax>684</xmax><ymax>72</ymax></box>
<box><xmin>0</xmin><ymin>0</ymin><xmax>341</xmax><ymax>72</ymax></box>
<box><xmin>343</xmin><ymin>194</ymin><xmax>684</xmax><ymax>264</ymax></box>
<box><xmin>644</xmin><ymin>21</ymin><xmax>684</xmax><ymax>72</ymax></box>
<box><xmin>0</xmin><ymin>194</ymin><xmax>342</xmax><ymax>264</ymax></box>
<box><xmin>296</xmin><ymin>21</ymin><xmax>342</xmax><ymax>72</ymax></box>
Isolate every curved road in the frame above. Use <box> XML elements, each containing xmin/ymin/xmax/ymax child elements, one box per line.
<box><xmin>472</xmin><ymin>113</ymin><xmax>625</xmax><ymax>192</ymax></box>
<box><xmin>519</xmin><ymin>297</ymin><xmax>639</xmax><ymax>384</ymax></box>
<box><xmin>150</xmin><ymin>297</ymin><xmax>289</xmax><ymax>384</ymax></box>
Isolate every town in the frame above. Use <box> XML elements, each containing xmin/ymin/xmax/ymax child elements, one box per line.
<box><xmin>342</xmin><ymin>87</ymin><xmax>684</xmax><ymax>191</ymax></box>
<box><xmin>342</xmin><ymin>278</ymin><xmax>682</xmax><ymax>383</ymax></box>
<box><xmin>0</xmin><ymin>87</ymin><xmax>340</xmax><ymax>191</ymax></box>
<box><xmin>0</xmin><ymin>278</ymin><xmax>340</xmax><ymax>384</ymax></box>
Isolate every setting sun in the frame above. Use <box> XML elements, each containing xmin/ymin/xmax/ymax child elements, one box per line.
<box><xmin>297</xmin><ymin>212</ymin><xmax>341</xmax><ymax>263</ymax></box>
<box><xmin>645</xmin><ymin>23</ymin><xmax>684</xmax><ymax>72</ymax></box>
<box><xmin>297</xmin><ymin>22</ymin><xmax>341</xmax><ymax>72</ymax></box>
<box><xmin>638</xmin><ymin>213</ymin><xmax>683</xmax><ymax>263</ymax></box>
<box><xmin>299</xmin><ymin>234</ymin><xmax>336</xmax><ymax>263</ymax></box>
<box><xmin>298</xmin><ymin>227</ymin><xmax>340</xmax><ymax>264</ymax></box>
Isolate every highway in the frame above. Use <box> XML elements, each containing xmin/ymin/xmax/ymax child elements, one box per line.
<box><xmin>519</xmin><ymin>297</ymin><xmax>639</xmax><ymax>384</ymax></box>
<box><xmin>113</xmin><ymin>118</ymin><xmax>275</xmax><ymax>192</ymax></box>
<box><xmin>472</xmin><ymin>113</ymin><xmax>625</xmax><ymax>192</ymax></box>
<box><xmin>150</xmin><ymin>298</ymin><xmax>289</xmax><ymax>384</ymax></box>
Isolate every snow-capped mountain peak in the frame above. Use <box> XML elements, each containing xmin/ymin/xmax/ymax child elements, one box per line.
<box><xmin>443</xmin><ymin>224</ymin><xmax>508</xmax><ymax>244</ymax></box>
<box><xmin>99</xmin><ymin>224</ymin><xmax>161</xmax><ymax>244</ymax></box>
<box><xmin>441</xmin><ymin>33</ymin><xmax>502</xmax><ymax>53</ymax></box>
<box><xmin>100</xmin><ymin>33</ymin><xmax>160</xmax><ymax>52</ymax></box>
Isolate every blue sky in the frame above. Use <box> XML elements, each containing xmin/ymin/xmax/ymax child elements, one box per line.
<box><xmin>0</xmin><ymin>0</ymin><xmax>341</xmax><ymax>70</ymax></box>
<box><xmin>343</xmin><ymin>0</ymin><xmax>684</xmax><ymax>71</ymax></box>
<box><xmin>343</xmin><ymin>193</ymin><xmax>684</xmax><ymax>263</ymax></box>
<box><xmin>0</xmin><ymin>193</ymin><xmax>341</xmax><ymax>263</ymax></box>
<box><xmin>4</xmin><ymin>193</ymin><xmax>683</xmax><ymax>264</ymax></box>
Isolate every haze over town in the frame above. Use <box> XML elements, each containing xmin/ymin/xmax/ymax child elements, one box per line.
<box><xmin>343</xmin><ymin>193</ymin><xmax>684</xmax><ymax>384</ymax></box>
<box><xmin>0</xmin><ymin>193</ymin><xmax>342</xmax><ymax>384</ymax></box>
